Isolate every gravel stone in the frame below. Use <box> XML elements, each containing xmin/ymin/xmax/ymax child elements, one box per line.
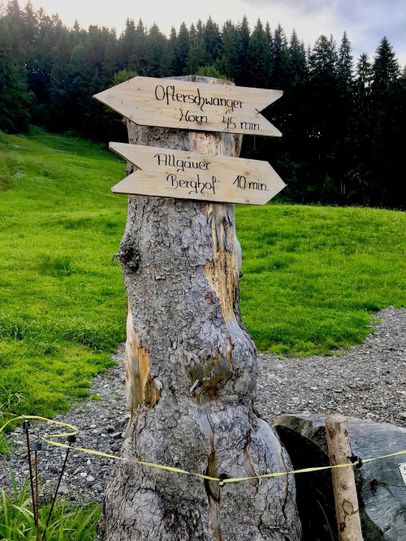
<box><xmin>0</xmin><ymin>307</ymin><xmax>404</xmax><ymax>503</ymax></box>
<box><xmin>256</xmin><ymin>307</ymin><xmax>406</xmax><ymax>429</ymax></box>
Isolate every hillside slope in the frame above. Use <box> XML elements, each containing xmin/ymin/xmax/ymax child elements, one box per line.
<box><xmin>0</xmin><ymin>130</ymin><xmax>405</xmax><ymax>433</ymax></box>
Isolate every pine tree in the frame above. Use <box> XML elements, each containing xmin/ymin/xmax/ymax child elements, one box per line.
<box><xmin>187</xmin><ymin>20</ymin><xmax>207</xmax><ymax>74</ymax></box>
<box><xmin>118</xmin><ymin>18</ymin><xmax>148</xmax><ymax>73</ymax></box>
<box><xmin>306</xmin><ymin>35</ymin><xmax>341</xmax><ymax>201</ymax></box>
<box><xmin>345</xmin><ymin>53</ymin><xmax>374</xmax><ymax>205</ymax></box>
<box><xmin>170</xmin><ymin>22</ymin><xmax>189</xmax><ymax>75</ymax></box>
<box><xmin>236</xmin><ymin>16</ymin><xmax>250</xmax><ymax>85</ymax></box>
<box><xmin>0</xmin><ymin>5</ymin><xmax>33</xmax><ymax>132</ymax></box>
<box><xmin>4</xmin><ymin>0</ymin><xmax>27</xmax><ymax>62</ymax></box>
<box><xmin>372</xmin><ymin>36</ymin><xmax>400</xmax><ymax>88</ymax></box>
<box><xmin>203</xmin><ymin>17</ymin><xmax>222</xmax><ymax>65</ymax></box>
<box><xmin>309</xmin><ymin>34</ymin><xmax>338</xmax><ymax>80</ymax></box>
<box><xmin>369</xmin><ymin>37</ymin><xmax>403</xmax><ymax>207</ymax></box>
<box><xmin>0</xmin><ymin>26</ymin><xmax>32</xmax><ymax>132</ymax></box>
<box><xmin>27</xmin><ymin>8</ymin><xmax>70</xmax><ymax>126</ymax></box>
<box><xmin>247</xmin><ymin>20</ymin><xmax>269</xmax><ymax>87</ymax></box>
<box><xmin>335</xmin><ymin>33</ymin><xmax>355</xmax><ymax>202</ymax></box>
<box><xmin>217</xmin><ymin>20</ymin><xmax>239</xmax><ymax>80</ymax></box>
<box><xmin>144</xmin><ymin>24</ymin><xmax>166</xmax><ymax>77</ymax></box>
<box><xmin>337</xmin><ymin>32</ymin><xmax>353</xmax><ymax>89</ymax></box>
<box><xmin>270</xmin><ymin>24</ymin><xmax>289</xmax><ymax>87</ymax></box>
<box><xmin>287</xmin><ymin>30</ymin><xmax>307</xmax><ymax>86</ymax></box>
<box><xmin>119</xmin><ymin>18</ymin><xmax>137</xmax><ymax>69</ymax></box>
<box><xmin>133</xmin><ymin>19</ymin><xmax>147</xmax><ymax>74</ymax></box>
<box><xmin>356</xmin><ymin>53</ymin><xmax>372</xmax><ymax>94</ymax></box>
<box><xmin>163</xmin><ymin>27</ymin><xmax>177</xmax><ymax>75</ymax></box>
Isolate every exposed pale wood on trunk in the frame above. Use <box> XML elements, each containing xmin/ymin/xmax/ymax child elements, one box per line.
<box><xmin>102</xmin><ymin>76</ymin><xmax>301</xmax><ymax>541</ymax></box>
<box><xmin>325</xmin><ymin>414</ymin><xmax>364</xmax><ymax>541</ymax></box>
<box><xmin>125</xmin><ymin>304</ymin><xmax>161</xmax><ymax>414</ymax></box>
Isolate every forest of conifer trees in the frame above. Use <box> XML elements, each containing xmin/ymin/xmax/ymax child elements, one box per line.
<box><xmin>1</xmin><ymin>0</ymin><xmax>405</xmax><ymax>207</ymax></box>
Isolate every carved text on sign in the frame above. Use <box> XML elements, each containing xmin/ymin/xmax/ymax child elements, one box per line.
<box><xmin>155</xmin><ymin>84</ymin><xmax>243</xmax><ymax>112</ymax></box>
<box><xmin>109</xmin><ymin>142</ymin><xmax>285</xmax><ymax>205</ymax></box>
<box><xmin>94</xmin><ymin>76</ymin><xmax>283</xmax><ymax>136</ymax></box>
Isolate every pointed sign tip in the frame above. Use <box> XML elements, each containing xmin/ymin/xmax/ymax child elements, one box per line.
<box><xmin>93</xmin><ymin>88</ymin><xmax>112</xmax><ymax>104</ymax></box>
<box><xmin>111</xmin><ymin>179</ymin><xmax>128</xmax><ymax>194</ymax></box>
<box><xmin>109</xmin><ymin>142</ymin><xmax>134</xmax><ymax>164</ymax></box>
<box><xmin>93</xmin><ymin>90</ymin><xmax>103</xmax><ymax>101</ymax></box>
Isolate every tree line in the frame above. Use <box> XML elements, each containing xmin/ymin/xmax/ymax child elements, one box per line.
<box><xmin>1</xmin><ymin>0</ymin><xmax>405</xmax><ymax>208</ymax></box>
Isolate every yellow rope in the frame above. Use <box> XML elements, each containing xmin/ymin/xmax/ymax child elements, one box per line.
<box><xmin>1</xmin><ymin>414</ymin><xmax>405</xmax><ymax>485</ymax></box>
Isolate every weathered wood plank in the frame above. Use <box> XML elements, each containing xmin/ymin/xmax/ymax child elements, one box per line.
<box><xmin>110</xmin><ymin>142</ymin><xmax>285</xmax><ymax>205</ymax></box>
<box><xmin>94</xmin><ymin>76</ymin><xmax>283</xmax><ymax>136</ymax></box>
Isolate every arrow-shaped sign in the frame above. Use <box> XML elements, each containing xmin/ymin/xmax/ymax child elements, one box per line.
<box><xmin>94</xmin><ymin>76</ymin><xmax>282</xmax><ymax>137</ymax></box>
<box><xmin>109</xmin><ymin>143</ymin><xmax>285</xmax><ymax>205</ymax></box>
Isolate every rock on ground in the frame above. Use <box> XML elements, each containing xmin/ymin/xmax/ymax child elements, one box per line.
<box><xmin>274</xmin><ymin>414</ymin><xmax>406</xmax><ymax>541</ymax></box>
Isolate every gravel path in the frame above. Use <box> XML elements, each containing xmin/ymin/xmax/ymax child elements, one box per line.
<box><xmin>257</xmin><ymin>307</ymin><xmax>406</xmax><ymax>427</ymax></box>
<box><xmin>1</xmin><ymin>307</ymin><xmax>405</xmax><ymax>503</ymax></box>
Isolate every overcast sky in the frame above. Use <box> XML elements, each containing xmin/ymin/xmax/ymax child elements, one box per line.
<box><xmin>28</xmin><ymin>0</ymin><xmax>406</xmax><ymax>67</ymax></box>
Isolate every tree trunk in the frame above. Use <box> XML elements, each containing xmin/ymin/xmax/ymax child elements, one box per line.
<box><xmin>102</xmin><ymin>77</ymin><xmax>301</xmax><ymax>541</ymax></box>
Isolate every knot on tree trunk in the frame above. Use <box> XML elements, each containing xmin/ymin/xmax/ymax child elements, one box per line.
<box><xmin>117</xmin><ymin>240</ymin><xmax>140</xmax><ymax>272</ymax></box>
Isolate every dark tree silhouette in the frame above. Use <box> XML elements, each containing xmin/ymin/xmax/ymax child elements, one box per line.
<box><xmin>0</xmin><ymin>1</ymin><xmax>405</xmax><ymax>208</ymax></box>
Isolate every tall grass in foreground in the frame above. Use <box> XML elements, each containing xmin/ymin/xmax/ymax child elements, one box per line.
<box><xmin>0</xmin><ymin>479</ymin><xmax>100</xmax><ymax>540</ymax></box>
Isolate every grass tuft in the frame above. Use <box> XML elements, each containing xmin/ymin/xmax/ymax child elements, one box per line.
<box><xmin>0</xmin><ymin>479</ymin><xmax>100</xmax><ymax>540</ymax></box>
<box><xmin>38</xmin><ymin>257</ymin><xmax>73</xmax><ymax>277</ymax></box>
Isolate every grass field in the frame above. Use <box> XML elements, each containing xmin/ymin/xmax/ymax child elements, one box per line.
<box><xmin>0</xmin><ymin>130</ymin><xmax>127</xmax><ymax>449</ymax></box>
<box><xmin>0</xmin><ymin>129</ymin><xmax>405</xmax><ymax>447</ymax></box>
<box><xmin>239</xmin><ymin>204</ymin><xmax>405</xmax><ymax>353</ymax></box>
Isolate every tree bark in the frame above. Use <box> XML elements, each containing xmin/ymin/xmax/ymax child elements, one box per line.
<box><xmin>103</xmin><ymin>76</ymin><xmax>301</xmax><ymax>541</ymax></box>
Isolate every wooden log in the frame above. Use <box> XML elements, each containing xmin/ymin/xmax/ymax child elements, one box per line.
<box><xmin>101</xmin><ymin>76</ymin><xmax>301</xmax><ymax>541</ymax></box>
<box><xmin>325</xmin><ymin>413</ymin><xmax>363</xmax><ymax>541</ymax></box>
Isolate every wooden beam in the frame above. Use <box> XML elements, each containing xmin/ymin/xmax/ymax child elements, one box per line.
<box><xmin>325</xmin><ymin>414</ymin><xmax>364</xmax><ymax>541</ymax></box>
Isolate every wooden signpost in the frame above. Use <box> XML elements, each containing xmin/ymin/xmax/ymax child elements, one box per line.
<box><xmin>94</xmin><ymin>75</ymin><xmax>283</xmax><ymax>136</ymax></box>
<box><xmin>96</xmin><ymin>76</ymin><xmax>300</xmax><ymax>541</ymax></box>
<box><xmin>109</xmin><ymin>142</ymin><xmax>285</xmax><ymax>205</ymax></box>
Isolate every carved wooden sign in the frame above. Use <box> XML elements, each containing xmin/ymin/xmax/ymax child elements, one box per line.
<box><xmin>110</xmin><ymin>142</ymin><xmax>285</xmax><ymax>205</ymax></box>
<box><xmin>94</xmin><ymin>76</ymin><xmax>283</xmax><ymax>137</ymax></box>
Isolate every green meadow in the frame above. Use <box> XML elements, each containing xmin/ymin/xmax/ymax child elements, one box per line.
<box><xmin>0</xmin><ymin>129</ymin><xmax>405</xmax><ymax>447</ymax></box>
<box><xmin>238</xmin><ymin>204</ymin><xmax>405</xmax><ymax>353</ymax></box>
<box><xmin>0</xmin><ymin>130</ymin><xmax>127</xmax><ymax>445</ymax></box>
